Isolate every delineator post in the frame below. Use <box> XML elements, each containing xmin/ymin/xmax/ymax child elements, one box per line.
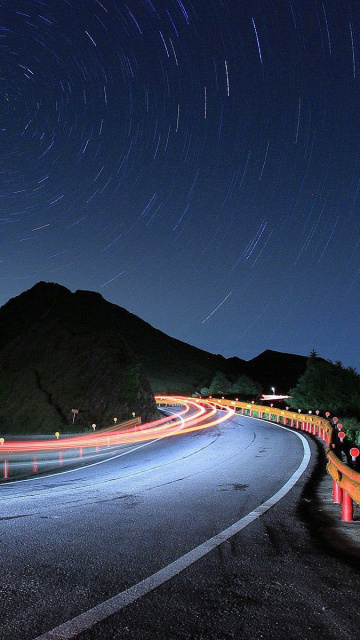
<box><xmin>341</xmin><ymin>491</ymin><xmax>353</xmax><ymax>522</ymax></box>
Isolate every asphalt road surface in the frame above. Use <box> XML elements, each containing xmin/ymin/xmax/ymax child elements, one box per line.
<box><xmin>1</xmin><ymin>411</ymin><xmax>359</xmax><ymax>640</ymax></box>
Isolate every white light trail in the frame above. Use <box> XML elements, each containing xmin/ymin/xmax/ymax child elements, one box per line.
<box><xmin>202</xmin><ymin>290</ymin><xmax>234</xmax><ymax>324</ymax></box>
<box><xmin>252</xmin><ymin>18</ymin><xmax>263</xmax><ymax>66</ymax></box>
<box><xmin>224</xmin><ymin>60</ymin><xmax>230</xmax><ymax>96</ymax></box>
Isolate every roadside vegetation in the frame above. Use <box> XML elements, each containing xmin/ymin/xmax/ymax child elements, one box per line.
<box><xmin>288</xmin><ymin>350</ymin><xmax>360</xmax><ymax>444</ymax></box>
<box><xmin>200</xmin><ymin>371</ymin><xmax>262</xmax><ymax>399</ymax></box>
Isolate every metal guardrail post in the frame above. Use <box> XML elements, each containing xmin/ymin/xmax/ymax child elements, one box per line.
<box><xmin>332</xmin><ymin>480</ymin><xmax>343</xmax><ymax>504</ymax></box>
<box><xmin>341</xmin><ymin>492</ymin><xmax>354</xmax><ymax>522</ymax></box>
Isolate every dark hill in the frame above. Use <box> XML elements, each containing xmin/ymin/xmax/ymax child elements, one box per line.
<box><xmin>0</xmin><ymin>282</ymin><xmax>157</xmax><ymax>433</ymax></box>
<box><xmin>245</xmin><ymin>349</ymin><xmax>309</xmax><ymax>395</ymax></box>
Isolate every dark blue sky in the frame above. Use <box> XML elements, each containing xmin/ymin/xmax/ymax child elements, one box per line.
<box><xmin>1</xmin><ymin>0</ymin><xmax>360</xmax><ymax>369</ymax></box>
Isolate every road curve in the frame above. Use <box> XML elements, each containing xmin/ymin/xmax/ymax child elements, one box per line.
<box><xmin>1</xmin><ymin>407</ymin><xmax>359</xmax><ymax>640</ymax></box>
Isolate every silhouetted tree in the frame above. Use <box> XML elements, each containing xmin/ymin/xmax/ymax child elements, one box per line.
<box><xmin>201</xmin><ymin>371</ymin><xmax>232</xmax><ymax>396</ymax></box>
<box><xmin>232</xmin><ymin>374</ymin><xmax>262</xmax><ymax>398</ymax></box>
<box><xmin>289</xmin><ymin>351</ymin><xmax>360</xmax><ymax>417</ymax></box>
<box><xmin>201</xmin><ymin>371</ymin><xmax>262</xmax><ymax>398</ymax></box>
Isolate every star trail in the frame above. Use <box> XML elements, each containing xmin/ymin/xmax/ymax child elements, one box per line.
<box><xmin>1</xmin><ymin>0</ymin><xmax>360</xmax><ymax>370</ymax></box>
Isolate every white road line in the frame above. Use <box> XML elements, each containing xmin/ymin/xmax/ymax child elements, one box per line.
<box><xmin>33</xmin><ymin>426</ymin><xmax>311</xmax><ymax>640</ymax></box>
<box><xmin>1</xmin><ymin>412</ymin><xmax>185</xmax><ymax>487</ymax></box>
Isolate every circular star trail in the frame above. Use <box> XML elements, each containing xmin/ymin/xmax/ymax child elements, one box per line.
<box><xmin>1</xmin><ymin>0</ymin><xmax>360</xmax><ymax>369</ymax></box>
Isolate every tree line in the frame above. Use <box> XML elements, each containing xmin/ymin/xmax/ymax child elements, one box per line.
<box><xmin>200</xmin><ymin>371</ymin><xmax>262</xmax><ymax>398</ymax></box>
<box><xmin>288</xmin><ymin>350</ymin><xmax>360</xmax><ymax>444</ymax></box>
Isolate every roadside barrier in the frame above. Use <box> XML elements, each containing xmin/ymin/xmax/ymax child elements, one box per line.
<box><xmin>326</xmin><ymin>452</ymin><xmax>360</xmax><ymax>522</ymax></box>
<box><xmin>204</xmin><ymin>397</ymin><xmax>360</xmax><ymax>523</ymax></box>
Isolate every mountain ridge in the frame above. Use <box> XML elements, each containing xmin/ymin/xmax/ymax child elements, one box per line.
<box><xmin>0</xmin><ymin>282</ymin><xmax>309</xmax><ymax>433</ymax></box>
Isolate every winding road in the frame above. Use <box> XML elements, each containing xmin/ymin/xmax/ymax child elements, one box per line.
<box><xmin>1</xmin><ymin>400</ymin><xmax>359</xmax><ymax>640</ymax></box>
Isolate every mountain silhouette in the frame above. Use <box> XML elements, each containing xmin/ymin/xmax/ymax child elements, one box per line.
<box><xmin>0</xmin><ymin>282</ymin><xmax>308</xmax><ymax>433</ymax></box>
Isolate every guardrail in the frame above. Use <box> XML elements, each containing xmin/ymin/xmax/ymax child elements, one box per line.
<box><xmin>326</xmin><ymin>452</ymin><xmax>360</xmax><ymax>521</ymax></box>
<box><xmin>204</xmin><ymin>397</ymin><xmax>360</xmax><ymax>523</ymax></box>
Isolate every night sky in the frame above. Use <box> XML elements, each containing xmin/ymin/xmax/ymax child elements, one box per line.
<box><xmin>1</xmin><ymin>0</ymin><xmax>360</xmax><ymax>370</ymax></box>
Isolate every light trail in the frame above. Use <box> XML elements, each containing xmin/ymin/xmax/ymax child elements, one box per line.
<box><xmin>0</xmin><ymin>397</ymin><xmax>233</xmax><ymax>457</ymax></box>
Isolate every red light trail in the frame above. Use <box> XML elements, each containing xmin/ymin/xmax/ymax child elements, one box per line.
<box><xmin>0</xmin><ymin>398</ymin><xmax>233</xmax><ymax>473</ymax></box>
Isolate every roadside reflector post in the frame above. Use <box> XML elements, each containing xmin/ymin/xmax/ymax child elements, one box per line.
<box><xmin>341</xmin><ymin>491</ymin><xmax>353</xmax><ymax>522</ymax></box>
<box><xmin>79</xmin><ymin>447</ymin><xmax>83</xmax><ymax>459</ymax></box>
<box><xmin>338</xmin><ymin>431</ymin><xmax>346</xmax><ymax>443</ymax></box>
<box><xmin>350</xmin><ymin>447</ymin><xmax>360</xmax><ymax>463</ymax></box>
<box><xmin>55</xmin><ymin>431</ymin><xmax>60</xmax><ymax>439</ymax></box>
<box><xmin>59</xmin><ymin>452</ymin><xmax>63</xmax><ymax>466</ymax></box>
<box><xmin>33</xmin><ymin>456</ymin><xmax>38</xmax><ymax>473</ymax></box>
<box><xmin>3</xmin><ymin>460</ymin><xmax>9</xmax><ymax>478</ymax></box>
<box><xmin>333</xmin><ymin>481</ymin><xmax>343</xmax><ymax>503</ymax></box>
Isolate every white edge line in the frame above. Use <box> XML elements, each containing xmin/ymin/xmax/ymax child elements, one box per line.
<box><xmin>1</xmin><ymin>412</ymin><xmax>185</xmax><ymax>486</ymax></box>
<box><xmin>32</xmin><ymin>423</ymin><xmax>311</xmax><ymax>640</ymax></box>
